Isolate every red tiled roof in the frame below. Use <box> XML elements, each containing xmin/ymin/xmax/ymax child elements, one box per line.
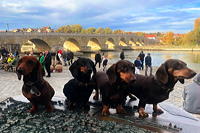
<box><xmin>144</xmin><ymin>34</ymin><xmax>156</xmax><ymax>37</ymax></box>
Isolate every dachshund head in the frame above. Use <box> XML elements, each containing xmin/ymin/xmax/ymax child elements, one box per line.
<box><xmin>156</xmin><ymin>59</ymin><xmax>196</xmax><ymax>84</ymax></box>
<box><xmin>107</xmin><ymin>60</ymin><xmax>136</xmax><ymax>84</ymax></box>
<box><xmin>16</xmin><ymin>56</ymin><xmax>42</xmax><ymax>81</ymax></box>
<box><xmin>69</xmin><ymin>57</ymin><xmax>96</xmax><ymax>80</ymax></box>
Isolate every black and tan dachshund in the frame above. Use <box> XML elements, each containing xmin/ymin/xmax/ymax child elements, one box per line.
<box><xmin>93</xmin><ymin>60</ymin><xmax>136</xmax><ymax>115</ymax></box>
<box><xmin>63</xmin><ymin>57</ymin><xmax>96</xmax><ymax>110</ymax></box>
<box><xmin>129</xmin><ymin>59</ymin><xmax>196</xmax><ymax>118</ymax></box>
<box><xmin>16</xmin><ymin>56</ymin><xmax>55</xmax><ymax>113</ymax></box>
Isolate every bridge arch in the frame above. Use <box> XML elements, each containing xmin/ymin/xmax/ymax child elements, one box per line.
<box><xmin>129</xmin><ymin>38</ymin><xmax>136</xmax><ymax>46</ymax></box>
<box><xmin>87</xmin><ymin>38</ymin><xmax>101</xmax><ymax>51</ymax></box>
<box><xmin>21</xmin><ymin>39</ymin><xmax>50</xmax><ymax>52</ymax></box>
<box><xmin>63</xmin><ymin>38</ymin><xmax>80</xmax><ymax>52</ymax></box>
<box><xmin>136</xmin><ymin>39</ymin><xmax>142</xmax><ymax>46</ymax></box>
<box><xmin>119</xmin><ymin>38</ymin><xmax>127</xmax><ymax>46</ymax></box>
<box><xmin>105</xmin><ymin>38</ymin><xmax>115</xmax><ymax>49</ymax></box>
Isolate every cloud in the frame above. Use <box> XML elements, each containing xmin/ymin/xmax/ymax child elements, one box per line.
<box><xmin>39</xmin><ymin>0</ymin><xmax>78</xmax><ymax>13</ymax></box>
<box><xmin>127</xmin><ymin>16</ymin><xmax>169</xmax><ymax>24</ymax></box>
<box><xmin>158</xmin><ymin>7</ymin><xmax>200</xmax><ymax>13</ymax></box>
<box><xmin>168</xmin><ymin>20</ymin><xmax>194</xmax><ymax>26</ymax></box>
<box><xmin>178</xmin><ymin>7</ymin><xmax>200</xmax><ymax>12</ymax></box>
<box><xmin>0</xmin><ymin>1</ymin><xmax>30</xmax><ymax>13</ymax></box>
<box><xmin>0</xmin><ymin>0</ymin><xmax>200</xmax><ymax>32</ymax></box>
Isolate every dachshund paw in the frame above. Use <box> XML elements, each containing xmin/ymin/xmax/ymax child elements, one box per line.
<box><xmin>65</xmin><ymin>100</ymin><xmax>76</xmax><ymax>110</ymax></box>
<box><xmin>93</xmin><ymin>94</ymin><xmax>99</xmax><ymax>101</ymax></box>
<box><xmin>128</xmin><ymin>94</ymin><xmax>137</xmax><ymax>101</ymax></box>
<box><xmin>28</xmin><ymin>107</ymin><xmax>37</xmax><ymax>114</ymax></box>
<box><xmin>152</xmin><ymin>108</ymin><xmax>164</xmax><ymax>117</ymax></box>
<box><xmin>46</xmin><ymin>105</ymin><xmax>54</xmax><ymax>112</ymax></box>
<box><xmin>68</xmin><ymin>102</ymin><xmax>76</xmax><ymax>110</ymax></box>
<box><xmin>102</xmin><ymin>105</ymin><xmax>110</xmax><ymax>116</ymax></box>
<box><xmin>139</xmin><ymin>112</ymin><xmax>149</xmax><ymax>118</ymax></box>
<box><xmin>116</xmin><ymin>105</ymin><xmax>127</xmax><ymax>114</ymax></box>
<box><xmin>138</xmin><ymin>108</ymin><xmax>149</xmax><ymax>118</ymax></box>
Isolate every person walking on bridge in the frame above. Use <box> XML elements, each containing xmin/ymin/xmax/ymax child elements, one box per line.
<box><xmin>138</xmin><ymin>51</ymin><xmax>145</xmax><ymax>70</ymax></box>
<box><xmin>44</xmin><ymin>50</ymin><xmax>52</xmax><ymax>77</ymax></box>
<box><xmin>145</xmin><ymin>53</ymin><xmax>152</xmax><ymax>76</ymax></box>
<box><xmin>94</xmin><ymin>51</ymin><xmax>102</xmax><ymax>68</ymax></box>
<box><xmin>120</xmin><ymin>50</ymin><xmax>125</xmax><ymax>60</ymax></box>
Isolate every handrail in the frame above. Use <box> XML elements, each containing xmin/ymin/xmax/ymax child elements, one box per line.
<box><xmin>0</xmin><ymin>32</ymin><xmax>138</xmax><ymax>37</ymax></box>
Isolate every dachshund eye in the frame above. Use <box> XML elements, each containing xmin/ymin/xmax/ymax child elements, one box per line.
<box><xmin>175</xmin><ymin>65</ymin><xmax>183</xmax><ymax>70</ymax></box>
<box><xmin>123</xmin><ymin>66</ymin><xmax>128</xmax><ymax>72</ymax></box>
<box><xmin>27</xmin><ymin>60</ymin><xmax>35</xmax><ymax>65</ymax></box>
<box><xmin>18</xmin><ymin>59</ymin><xmax>22</xmax><ymax>64</ymax></box>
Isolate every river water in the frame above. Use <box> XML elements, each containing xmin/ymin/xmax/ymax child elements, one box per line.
<box><xmin>82</xmin><ymin>50</ymin><xmax>200</xmax><ymax>73</ymax></box>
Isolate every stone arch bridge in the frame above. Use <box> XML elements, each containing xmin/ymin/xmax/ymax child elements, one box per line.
<box><xmin>0</xmin><ymin>32</ymin><xmax>156</xmax><ymax>53</ymax></box>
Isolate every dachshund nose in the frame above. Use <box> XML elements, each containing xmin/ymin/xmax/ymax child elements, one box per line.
<box><xmin>88</xmin><ymin>68</ymin><xmax>92</xmax><ymax>73</ymax></box>
<box><xmin>17</xmin><ymin>68</ymin><xmax>24</xmax><ymax>74</ymax></box>
<box><xmin>128</xmin><ymin>73</ymin><xmax>136</xmax><ymax>82</ymax></box>
<box><xmin>130</xmin><ymin>75</ymin><xmax>136</xmax><ymax>82</ymax></box>
<box><xmin>191</xmin><ymin>71</ymin><xmax>197</xmax><ymax>77</ymax></box>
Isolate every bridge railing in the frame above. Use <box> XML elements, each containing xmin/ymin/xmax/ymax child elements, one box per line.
<box><xmin>0</xmin><ymin>32</ymin><xmax>138</xmax><ymax>37</ymax></box>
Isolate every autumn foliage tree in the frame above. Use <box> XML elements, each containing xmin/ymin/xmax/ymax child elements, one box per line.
<box><xmin>56</xmin><ymin>25</ymin><xmax>114</xmax><ymax>34</ymax></box>
<box><xmin>55</xmin><ymin>24</ymin><xmax>83</xmax><ymax>33</ymax></box>
<box><xmin>160</xmin><ymin>32</ymin><xmax>175</xmax><ymax>45</ymax></box>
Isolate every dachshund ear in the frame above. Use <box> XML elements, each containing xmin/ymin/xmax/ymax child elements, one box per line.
<box><xmin>106</xmin><ymin>64</ymin><xmax>117</xmax><ymax>84</ymax></box>
<box><xmin>156</xmin><ymin>64</ymin><xmax>168</xmax><ymax>84</ymax></box>
<box><xmin>36</xmin><ymin>60</ymin><xmax>43</xmax><ymax>81</ymax></box>
<box><xmin>16</xmin><ymin>60</ymin><xmax>21</xmax><ymax>80</ymax></box>
<box><xmin>89</xmin><ymin>59</ymin><xmax>96</xmax><ymax>75</ymax></box>
<box><xmin>69</xmin><ymin>61</ymin><xmax>79</xmax><ymax>78</ymax></box>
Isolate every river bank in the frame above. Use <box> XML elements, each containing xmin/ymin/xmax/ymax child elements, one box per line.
<box><xmin>132</xmin><ymin>45</ymin><xmax>200</xmax><ymax>51</ymax></box>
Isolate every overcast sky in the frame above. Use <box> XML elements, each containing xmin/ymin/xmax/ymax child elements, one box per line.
<box><xmin>0</xmin><ymin>0</ymin><xmax>200</xmax><ymax>33</ymax></box>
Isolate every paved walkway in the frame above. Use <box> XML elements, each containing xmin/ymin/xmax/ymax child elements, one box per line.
<box><xmin>0</xmin><ymin>66</ymin><xmax>194</xmax><ymax>108</ymax></box>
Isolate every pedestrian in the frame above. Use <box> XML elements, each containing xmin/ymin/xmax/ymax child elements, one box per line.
<box><xmin>66</xmin><ymin>51</ymin><xmax>74</xmax><ymax>66</ymax></box>
<box><xmin>134</xmin><ymin>56</ymin><xmax>142</xmax><ymax>74</ymax></box>
<box><xmin>29</xmin><ymin>51</ymin><xmax>33</xmax><ymax>56</ymax></box>
<box><xmin>120</xmin><ymin>50</ymin><xmax>125</xmax><ymax>60</ymax></box>
<box><xmin>183</xmin><ymin>73</ymin><xmax>200</xmax><ymax>114</ymax></box>
<box><xmin>138</xmin><ymin>51</ymin><xmax>145</xmax><ymax>70</ymax></box>
<box><xmin>44</xmin><ymin>50</ymin><xmax>52</xmax><ymax>77</ymax></box>
<box><xmin>68</xmin><ymin>51</ymin><xmax>74</xmax><ymax>65</ymax></box>
<box><xmin>102</xmin><ymin>56</ymin><xmax>108</xmax><ymax>71</ymax></box>
<box><xmin>94</xmin><ymin>51</ymin><xmax>102</xmax><ymax>68</ymax></box>
<box><xmin>145</xmin><ymin>53</ymin><xmax>152</xmax><ymax>76</ymax></box>
<box><xmin>0</xmin><ymin>47</ymin><xmax>9</xmax><ymax>59</ymax></box>
<box><xmin>14</xmin><ymin>50</ymin><xmax>19</xmax><ymax>58</ymax></box>
<box><xmin>55</xmin><ymin>51</ymin><xmax>61</xmax><ymax>64</ymax></box>
<box><xmin>62</xmin><ymin>51</ymin><xmax>68</xmax><ymax>66</ymax></box>
<box><xmin>58</xmin><ymin>49</ymin><xmax>65</xmax><ymax>65</ymax></box>
<box><xmin>39</xmin><ymin>52</ymin><xmax>45</xmax><ymax>76</ymax></box>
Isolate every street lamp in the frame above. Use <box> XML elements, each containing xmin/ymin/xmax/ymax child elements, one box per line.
<box><xmin>6</xmin><ymin>23</ymin><xmax>9</xmax><ymax>32</ymax></box>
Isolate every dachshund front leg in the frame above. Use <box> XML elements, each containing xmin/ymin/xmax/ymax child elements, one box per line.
<box><xmin>102</xmin><ymin>105</ymin><xmax>110</xmax><ymax>116</ymax></box>
<box><xmin>28</xmin><ymin>103</ymin><xmax>38</xmax><ymax>114</ymax></box>
<box><xmin>116</xmin><ymin>104</ymin><xmax>127</xmax><ymax>114</ymax></box>
<box><xmin>138</xmin><ymin>101</ymin><xmax>148</xmax><ymax>118</ymax></box>
<box><xmin>45</xmin><ymin>102</ymin><xmax>54</xmax><ymax>112</ymax></box>
<box><xmin>152</xmin><ymin>104</ymin><xmax>164</xmax><ymax>117</ymax></box>
<box><xmin>93</xmin><ymin>89</ymin><xmax>99</xmax><ymax>101</ymax></box>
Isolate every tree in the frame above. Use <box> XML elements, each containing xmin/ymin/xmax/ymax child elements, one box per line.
<box><xmin>113</xmin><ymin>29</ymin><xmax>124</xmax><ymax>34</ymax></box>
<box><xmin>104</xmin><ymin>27</ymin><xmax>113</xmax><ymax>34</ymax></box>
<box><xmin>135</xmin><ymin>32</ymin><xmax>145</xmax><ymax>36</ymax></box>
<box><xmin>55</xmin><ymin>25</ymin><xmax>72</xmax><ymax>33</ymax></box>
<box><xmin>70</xmin><ymin>24</ymin><xmax>82</xmax><ymax>33</ymax></box>
<box><xmin>160</xmin><ymin>32</ymin><xmax>175</xmax><ymax>45</ymax></box>
<box><xmin>95</xmin><ymin>27</ymin><xmax>105</xmax><ymax>34</ymax></box>
<box><xmin>85</xmin><ymin>27</ymin><xmax>96</xmax><ymax>34</ymax></box>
